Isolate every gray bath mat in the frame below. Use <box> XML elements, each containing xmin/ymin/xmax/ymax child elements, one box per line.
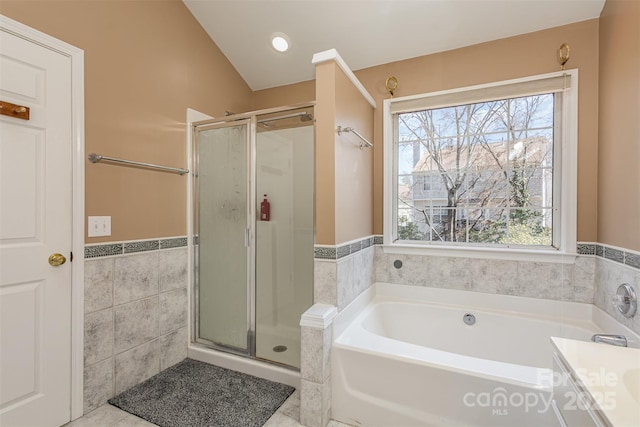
<box><xmin>108</xmin><ymin>358</ymin><xmax>295</xmax><ymax>427</ymax></box>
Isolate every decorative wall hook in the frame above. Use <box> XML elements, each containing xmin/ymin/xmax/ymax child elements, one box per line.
<box><xmin>557</xmin><ymin>43</ymin><xmax>570</xmax><ymax>70</ymax></box>
<box><xmin>385</xmin><ymin>76</ymin><xmax>398</xmax><ymax>98</ymax></box>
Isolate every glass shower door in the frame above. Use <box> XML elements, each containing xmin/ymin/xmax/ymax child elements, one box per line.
<box><xmin>255</xmin><ymin>109</ymin><xmax>314</xmax><ymax>367</ymax></box>
<box><xmin>195</xmin><ymin>120</ymin><xmax>251</xmax><ymax>353</ymax></box>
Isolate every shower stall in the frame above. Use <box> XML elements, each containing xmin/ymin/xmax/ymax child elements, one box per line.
<box><xmin>192</xmin><ymin>104</ymin><xmax>314</xmax><ymax>369</ymax></box>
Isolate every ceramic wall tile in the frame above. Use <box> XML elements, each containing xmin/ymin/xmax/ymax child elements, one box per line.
<box><xmin>516</xmin><ymin>262</ymin><xmax>563</xmax><ymax>300</ymax></box>
<box><xmin>159</xmin><ymin>247</ymin><xmax>188</xmax><ymax>292</ymax></box>
<box><xmin>114</xmin><ymin>339</ymin><xmax>160</xmax><ymax>395</ymax></box>
<box><xmin>314</xmin><ymin>260</ymin><xmax>337</xmax><ymax>306</ymax></box>
<box><xmin>376</xmin><ymin>253</ymin><xmax>430</xmax><ymax>287</ymax></box>
<box><xmin>85</xmin><ymin>244</ymin><xmax>123</xmax><ymax>259</ymax></box>
<box><xmin>301</xmin><ymin>327</ymin><xmax>324</xmax><ymax>383</ymax></box>
<box><xmin>159</xmin><ymin>288</ymin><xmax>188</xmax><ymax>334</ymax></box>
<box><xmin>375</xmin><ymin>250</ymin><xmax>600</xmax><ymax>303</ymax></box>
<box><xmin>159</xmin><ymin>237</ymin><xmax>188</xmax><ymax>250</ymax></box>
<box><xmin>625</xmin><ymin>252</ymin><xmax>640</xmax><ymax>269</ymax></box>
<box><xmin>84</xmin><ymin>309</ymin><xmax>113</xmax><ymax>365</ymax></box>
<box><xmin>300</xmin><ymin>327</ymin><xmax>322</xmax><ymax>383</ymax></box>
<box><xmin>322</xmin><ymin>325</ymin><xmax>332</xmax><ymax>381</ymax></box>
<box><xmin>336</xmin><ymin>247</ymin><xmax>374</xmax><ymax>310</ymax></box>
<box><xmin>82</xmin><ymin>236</ymin><xmax>190</xmax><ymax>416</ymax></box>
<box><xmin>373</xmin><ymin>246</ymin><xmax>391</xmax><ymax>283</ymax></box>
<box><xmin>159</xmin><ymin>327</ymin><xmax>187</xmax><ymax>370</ymax></box>
<box><xmin>300</xmin><ymin>379</ymin><xmax>330</xmax><ymax>427</ymax></box>
<box><xmin>633</xmin><ymin>271</ymin><xmax>640</xmax><ymax>335</ymax></box>
<box><xmin>84</xmin><ymin>258</ymin><xmax>114</xmax><ymax>313</ymax></box>
<box><xmin>114</xmin><ymin>297</ymin><xmax>159</xmax><ymax>353</ymax></box>
<box><xmin>113</xmin><ymin>252</ymin><xmax>159</xmax><ymax>305</ymax></box>
<box><xmin>83</xmin><ymin>358</ymin><xmax>114</xmax><ymax>414</ymax></box>
<box><xmin>434</xmin><ymin>257</ymin><xmax>475</xmax><ymax>291</ymax></box>
<box><xmin>565</xmin><ymin>256</ymin><xmax>595</xmax><ymax>303</ymax></box>
<box><xmin>123</xmin><ymin>240</ymin><xmax>159</xmax><ymax>254</ymax></box>
<box><xmin>594</xmin><ymin>257</ymin><xmax>637</xmax><ymax>331</ymax></box>
<box><xmin>480</xmin><ymin>259</ymin><xmax>518</xmax><ymax>294</ymax></box>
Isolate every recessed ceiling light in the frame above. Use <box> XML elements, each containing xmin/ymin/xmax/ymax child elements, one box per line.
<box><xmin>270</xmin><ymin>32</ymin><xmax>290</xmax><ymax>53</ymax></box>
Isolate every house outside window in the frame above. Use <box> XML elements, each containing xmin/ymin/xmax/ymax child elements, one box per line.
<box><xmin>384</xmin><ymin>72</ymin><xmax>578</xmax><ymax>257</ymax></box>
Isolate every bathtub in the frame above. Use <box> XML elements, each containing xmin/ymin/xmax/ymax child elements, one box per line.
<box><xmin>331</xmin><ymin>283</ymin><xmax>638</xmax><ymax>427</ymax></box>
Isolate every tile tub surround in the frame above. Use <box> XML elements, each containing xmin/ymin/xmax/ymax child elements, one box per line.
<box><xmin>83</xmin><ymin>239</ymin><xmax>188</xmax><ymax>414</ymax></box>
<box><xmin>313</xmin><ymin>237</ymin><xmax>617</xmax><ymax>310</ymax></box>
<box><xmin>315</xmin><ymin>237</ymin><xmax>640</xmax><ymax>315</ymax></box>
<box><xmin>373</xmin><ymin>247</ymin><xmax>596</xmax><ymax>303</ymax></box>
<box><xmin>595</xmin><ymin>255</ymin><xmax>640</xmax><ymax>336</ymax></box>
<box><xmin>314</xmin><ymin>237</ymin><xmax>375</xmax><ymax>311</ymax></box>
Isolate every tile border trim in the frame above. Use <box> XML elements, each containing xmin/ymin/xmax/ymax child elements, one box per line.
<box><xmin>85</xmin><ymin>236</ymin><xmax>188</xmax><ymax>259</ymax></box>
<box><xmin>314</xmin><ymin>238</ymin><xmax>639</xmax><ymax>271</ymax></box>
<box><xmin>575</xmin><ymin>242</ymin><xmax>639</xmax><ymax>271</ymax></box>
<box><xmin>315</xmin><ymin>236</ymin><xmax>377</xmax><ymax>260</ymax></box>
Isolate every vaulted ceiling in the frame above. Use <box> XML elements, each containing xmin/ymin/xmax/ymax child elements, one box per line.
<box><xmin>184</xmin><ymin>0</ymin><xmax>605</xmax><ymax>91</ymax></box>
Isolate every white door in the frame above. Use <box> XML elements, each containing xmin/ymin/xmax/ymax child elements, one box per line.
<box><xmin>0</xmin><ymin>27</ymin><xmax>73</xmax><ymax>427</ymax></box>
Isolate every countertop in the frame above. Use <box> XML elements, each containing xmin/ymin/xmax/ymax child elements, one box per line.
<box><xmin>551</xmin><ymin>337</ymin><xmax>640</xmax><ymax>427</ymax></box>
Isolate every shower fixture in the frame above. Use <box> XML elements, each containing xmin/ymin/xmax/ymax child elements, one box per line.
<box><xmin>258</xmin><ymin>111</ymin><xmax>314</xmax><ymax>127</ymax></box>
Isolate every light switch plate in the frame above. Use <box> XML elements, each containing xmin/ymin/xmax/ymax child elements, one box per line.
<box><xmin>88</xmin><ymin>216</ymin><xmax>111</xmax><ymax>237</ymax></box>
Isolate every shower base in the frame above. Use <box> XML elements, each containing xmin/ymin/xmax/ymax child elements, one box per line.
<box><xmin>188</xmin><ymin>343</ymin><xmax>300</xmax><ymax>389</ymax></box>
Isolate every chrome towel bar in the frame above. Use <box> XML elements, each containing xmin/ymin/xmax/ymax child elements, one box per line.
<box><xmin>336</xmin><ymin>125</ymin><xmax>373</xmax><ymax>149</ymax></box>
<box><xmin>88</xmin><ymin>153</ymin><xmax>189</xmax><ymax>175</ymax></box>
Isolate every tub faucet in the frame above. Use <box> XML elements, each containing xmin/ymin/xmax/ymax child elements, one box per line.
<box><xmin>591</xmin><ymin>334</ymin><xmax>627</xmax><ymax>347</ymax></box>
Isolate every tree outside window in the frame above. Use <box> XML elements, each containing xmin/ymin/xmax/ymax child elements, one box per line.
<box><xmin>395</xmin><ymin>94</ymin><xmax>555</xmax><ymax>247</ymax></box>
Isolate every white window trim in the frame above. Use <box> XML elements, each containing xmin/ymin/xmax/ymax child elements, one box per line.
<box><xmin>382</xmin><ymin>70</ymin><xmax>578</xmax><ymax>263</ymax></box>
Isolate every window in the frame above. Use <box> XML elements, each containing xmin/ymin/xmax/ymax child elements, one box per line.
<box><xmin>384</xmin><ymin>72</ymin><xmax>577</xmax><ymax>255</ymax></box>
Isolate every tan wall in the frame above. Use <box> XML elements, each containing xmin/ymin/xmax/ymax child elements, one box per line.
<box><xmin>355</xmin><ymin>19</ymin><xmax>600</xmax><ymax>241</ymax></box>
<box><xmin>1</xmin><ymin>0</ymin><xmax>253</xmax><ymax>243</ymax></box>
<box><xmin>252</xmin><ymin>80</ymin><xmax>315</xmax><ymax>111</ymax></box>
<box><xmin>1</xmin><ymin>4</ymin><xmax>610</xmax><ymax>247</ymax></box>
<box><xmin>334</xmin><ymin>67</ymin><xmax>374</xmax><ymax>243</ymax></box>
<box><xmin>313</xmin><ymin>61</ymin><xmax>374</xmax><ymax>245</ymax></box>
<box><xmin>314</xmin><ymin>62</ymin><xmax>337</xmax><ymax>244</ymax></box>
<box><xmin>598</xmin><ymin>0</ymin><xmax>640</xmax><ymax>252</ymax></box>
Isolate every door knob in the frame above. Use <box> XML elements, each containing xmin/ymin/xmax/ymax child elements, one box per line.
<box><xmin>48</xmin><ymin>253</ymin><xmax>67</xmax><ymax>266</ymax></box>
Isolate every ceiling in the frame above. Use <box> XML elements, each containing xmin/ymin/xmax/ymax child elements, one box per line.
<box><xmin>183</xmin><ymin>0</ymin><xmax>605</xmax><ymax>91</ymax></box>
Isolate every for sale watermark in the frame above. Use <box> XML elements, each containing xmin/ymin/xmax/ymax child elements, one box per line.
<box><xmin>462</xmin><ymin>368</ymin><xmax>618</xmax><ymax>416</ymax></box>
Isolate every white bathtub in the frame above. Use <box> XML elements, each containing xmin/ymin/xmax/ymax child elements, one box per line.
<box><xmin>331</xmin><ymin>283</ymin><xmax>638</xmax><ymax>427</ymax></box>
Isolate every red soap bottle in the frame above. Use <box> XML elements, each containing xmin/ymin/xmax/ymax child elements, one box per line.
<box><xmin>260</xmin><ymin>194</ymin><xmax>270</xmax><ymax>221</ymax></box>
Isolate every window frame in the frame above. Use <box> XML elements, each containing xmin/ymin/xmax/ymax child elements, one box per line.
<box><xmin>382</xmin><ymin>71</ymin><xmax>578</xmax><ymax>262</ymax></box>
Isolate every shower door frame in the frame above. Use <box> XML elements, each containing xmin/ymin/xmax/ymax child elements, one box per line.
<box><xmin>191</xmin><ymin>102</ymin><xmax>315</xmax><ymax>366</ymax></box>
<box><xmin>192</xmin><ymin>118</ymin><xmax>256</xmax><ymax>358</ymax></box>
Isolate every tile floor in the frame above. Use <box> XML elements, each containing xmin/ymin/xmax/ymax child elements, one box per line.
<box><xmin>64</xmin><ymin>390</ymin><xmax>352</xmax><ymax>427</ymax></box>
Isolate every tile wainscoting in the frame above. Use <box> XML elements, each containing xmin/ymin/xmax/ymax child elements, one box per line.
<box><xmin>81</xmin><ymin>235</ymin><xmax>638</xmax><ymax>424</ymax></box>
<box><xmin>315</xmin><ymin>238</ymin><xmax>640</xmax><ymax>317</ymax></box>
<box><xmin>83</xmin><ymin>237</ymin><xmax>188</xmax><ymax>413</ymax></box>
<box><xmin>314</xmin><ymin>237</ymin><xmax>375</xmax><ymax>311</ymax></box>
<box><xmin>374</xmin><ymin>248</ymin><xmax>595</xmax><ymax>303</ymax></box>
